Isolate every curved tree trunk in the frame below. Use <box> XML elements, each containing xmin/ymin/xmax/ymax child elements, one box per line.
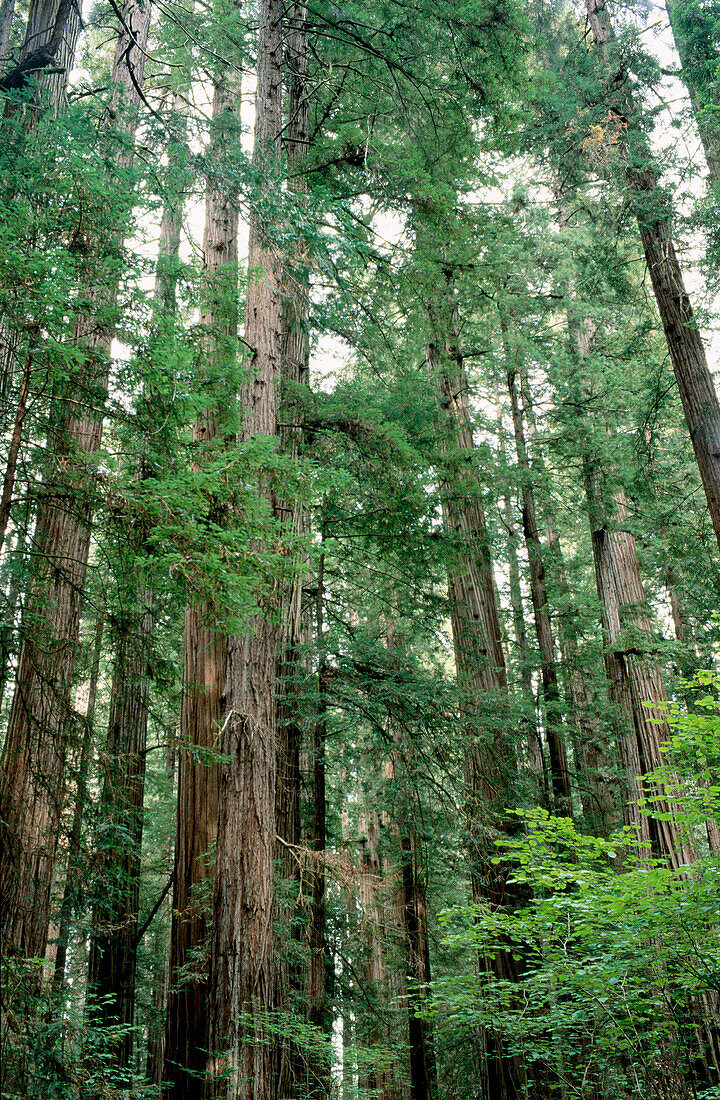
<box><xmin>586</xmin><ymin>0</ymin><xmax>720</xmax><ymax>556</ymax></box>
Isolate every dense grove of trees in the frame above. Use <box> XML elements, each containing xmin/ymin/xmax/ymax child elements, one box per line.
<box><xmin>2</xmin><ymin>0</ymin><xmax>720</xmax><ymax>1097</ymax></box>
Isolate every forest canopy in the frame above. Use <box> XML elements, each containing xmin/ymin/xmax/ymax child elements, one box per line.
<box><xmin>2</xmin><ymin>0</ymin><xmax>720</xmax><ymax>1098</ymax></box>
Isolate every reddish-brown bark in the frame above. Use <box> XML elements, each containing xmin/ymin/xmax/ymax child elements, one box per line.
<box><xmin>205</xmin><ymin>0</ymin><xmax>283</xmax><ymax>1095</ymax></box>
<box><xmin>501</xmin><ymin>316</ymin><xmax>572</xmax><ymax>815</ymax></box>
<box><xmin>586</xmin><ymin>0</ymin><xmax>720</xmax><ymax>556</ymax></box>
<box><xmin>164</xmin><ymin>69</ymin><xmax>239</xmax><ymax>1099</ymax></box>
<box><xmin>0</xmin><ymin>0</ymin><xmax>150</xmax><ymax>963</ymax></box>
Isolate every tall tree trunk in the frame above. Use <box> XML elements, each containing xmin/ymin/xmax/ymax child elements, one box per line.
<box><xmin>274</xmin><ymin>5</ymin><xmax>311</xmax><ymax>1090</ymax></box>
<box><xmin>423</xmin><ymin>267</ymin><xmax>526</xmax><ymax>1098</ymax></box>
<box><xmin>0</xmin><ymin>523</ymin><xmax>26</xmax><ymax>712</ymax></box>
<box><xmin>500</xmin><ymin>315</ymin><xmax>572</xmax><ymax>814</ymax></box>
<box><xmin>661</xmin><ymin>561</ymin><xmax>720</xmax><ymax>854</ymax></box>
<box><xmin>147</xmin><ymin>922</ymin><xmax>171</xmax><ymax>1087</ymax></box>
<box><xmin>495</xmin><ymin>398</ymin><xmax>546</xmax><ymax>793</ymax></box>
<box><xmin>357</xmin><ymin>802</ymin><xmax>402</xmax><ymax>1100</ymax></box>
<box><xmin>546</xmin><ymin>528</ymin><xmax>619</xmax><ymax>837</ymax></box>
<box><xmin>0</xmin><ymin>333</ymin><xmax>35</xmax><ymax>555</ymax></box>
<box><xmin>85</xmin><ymin>128</ymin><xmax>184</xmax><ymax>1047</ymax></box>
<box><xmin>586</xmin><ymin>0</ymin><xmax>720</xmax><ymax>556</ymax></box>
<box><xmin>205</xmin><ymin>0</ymin><xmax>283</xmax><ymax>1094</ymax></box>
<box><xmin>399</xmin><ymin>827</ymin><xmax>436</xmax><ymax>1100</ymax></box>
<box><xmin>0</xmin><ymin>0</ymin><xmax>150</xmax><ymax>964</ymax></box>
<box><xmin>384</xmin><ymin>620</ymin><xmax>437</xmax><ymax>1100</ymax></box>
<box><xmin>87</xmin><ymin>585</ymin><xmax>152</xmax><ymax>1072</ymax></box>
<box><xmin>51</xmin><ymin>605</ymin><xmax>105</xmax><ymax>1002</ymax></box>
<box><xmin>570</xmin><ymin>321</ymin><xmax>696</xmax><ymax>869</ymax></box>
<box><xmin>164</xmin><ymin>64</ymin><xmax>239</xmax><ymax>1100</ymax></box>
<box><xmin>307</xmin><ymin>549</ymin><xmax>331</xmax><ymax>1098</ymax></box>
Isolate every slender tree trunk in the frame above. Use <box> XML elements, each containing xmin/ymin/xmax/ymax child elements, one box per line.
<box><xmin>87</xmin><ymin>587</ymin><xmax>152</xmax><ymax>1072</ymax></box>
<box><xmin>586</xmin><ymin>0</ymin><xmax>720</xmax><ymax>556</ymax></box>
<box><xmin>0</xmin><ymin>334</ymin><xmax>34</xmax><ymax>555</ymax></box>
<box><xmin>205</xmin><ymin>0</ymin><xmax>283</xmax><ymax>1094</ymax></box>
<box><xmin>51</xmin><ymin>605</ymin><xmax>105</xmax><ymax>1002</ymax></box>
<box><xmin>164</xmin><ymin>65</ymin><xmax>239</xmax><ymax>1100</ymax></box>
<box><xmin>307</xmin><ymin>549</ymin><xmax>332</xmax><ymax>1098</ymax></box>
<box><xmin>147</xmin><ymin>925</ymin><xmax>171</xmax><ymax>1086</ymax></box>
<box><xmin>0</xmin><ymin>523</ymin><xmax>26</xmax><ymax>712</ymax></box>
<box><xmin>274</xmin><ymin>6</ymin><xmax>311</xmax><ymax>1089</ymax></box>
<box><xmin>546</xmin><ymin>528</ymin><xmax>619</xmax><ymax>837</ymax></box>
<box><xmin>666</xmin><ymin>565</ymin><xmax>691</xmax><ymax>648</ymax></box>
<box><xmin>384</xmin><ymin>620</ymin><xmax>437</xmax><ymax>1100</ymax></box>
<box><xmin>423</xmin><ymin>271</ymin><xmax>526</xmax><ymax>1098</ymax></box>
<box><xmin>501</xmin><ymin>316</ymin><xmax>572</xmax><ymax>814</ymax></box>
<box><xmin>495</xmin><ymin>398</ymin><xmax>546</xmax><ymax>792</ymax></box>
<box><xmin>0</xmin><ymin>0</ymin><xmax>150</xmax><ymax>964</ymax></box>
<box><xmin>400</xmin><ymin>828</ymin><xmax>436</xmax><ymax>1100</ymax></box>
<box><xmin>0</xmin><ymin>0</ymin><xmax>15</xmax><ymax>63</ymax></box>
<box><xmin>664</xmin><ymin>0</ymin><xmax>720</xmax><ymax>182</ymax></box>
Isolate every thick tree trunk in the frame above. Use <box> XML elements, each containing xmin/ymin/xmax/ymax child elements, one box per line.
<box><xmin>1</xmin><ymin>0</ymin><xmax>81</xmax><ymax>108</ymax></box>
<box><xmin>164</xmin><ymin>68</ymin><xmax>238</xmax><ymax>1100</ymax></box>
<box><xmin>205</xmin><ymin>0</ymin><xmax>283</xmax><ymax>1094</ymax></box>
<box><xmin>274</xmin><ymin>7</ymin><xmax>311</xmax><ymax>1091</ymax></box>
<box><xmin>574</xmin><ymin>320</ymin><xmax>695</xmax><ymax>868</ymax></box>
<box><xmin>87</xmin><ymin>589</ymin><xmax>152</xmax><ymax>1072</ymax></box>
<box><xmin>585</xmin><ymin>477</ymin><xmax>680</xmax><ymax>855</ymax></box>
<box><xmin>501</xmin><ymin>317</ymin><xmax>572</xmax><ymax>814</ymax></box>
<box><xmin>586</xmin><ymin>0</ymin><xmax>720</xmax><ymax>556</ymax></box>
<box><xmin>0</xmin><ymin>0</ymin><xmax>150</xmax><ymax>964</ymax></box>
<box><xmin>426</xmin><ymin>327</ymin><xmax>513</xmax><ymax>891</ymax></box>
<box><xmin>560</xmin><ymin>301</ymin><xmax>693</xmax><ymax>865</ymax></box>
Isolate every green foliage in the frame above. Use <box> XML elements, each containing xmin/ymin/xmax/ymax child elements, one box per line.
<box><xmin>436</xmin><ymin>779</ymin><xmax>720</xmax><ymax>1098</ymax></box>
<box><xmin>1</xmin><ymin>957</ymin><xmax>150</xmax><ymax>1098</ymax></box>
